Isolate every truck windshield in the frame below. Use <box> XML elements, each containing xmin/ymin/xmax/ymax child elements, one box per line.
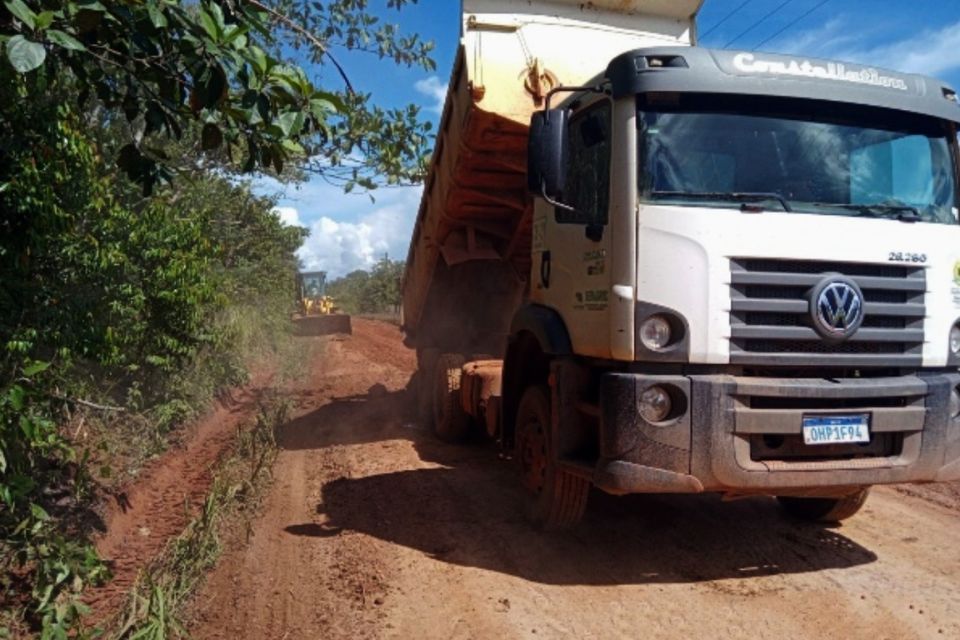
<box><xmin>638</xmin><ymin>104</ymin><xmax>959</xmax><ymax>224</ymax></box>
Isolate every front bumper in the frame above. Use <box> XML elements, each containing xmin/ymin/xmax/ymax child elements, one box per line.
<box><xmin>593</xmin><ymin>372</ymin><xmax>960</xmax><ymax>495</ymax></box>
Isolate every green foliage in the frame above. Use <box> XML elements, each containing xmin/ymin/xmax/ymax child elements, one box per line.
<box><xmin>0</xmin><ymin>83</ymin><xmax>302</xmax><ymax>635</ymax></box>
<box><xmin>0</xmin><ymin>84</ymin><xmax>117</xmax><ymax>639</ymax></box>
<box><xmin>0</xmin><ymin>0</ymin><xmax>435</xmax><ymax>192</ymax></box>
<box><xmin>275</xmin><ymin>0</ymin><xmax>434</xmax><ymax>68</ymax></box>
<box><xmin>1</xmin><ymin>2</ymin><xmax>434</xmax><ymax>635</ymax></box>
<box><xmin>327</xmin><ymin>255</ymin><xmax>404</xmax><ymax>315</ymax></box>
<box><xmin>0</xmin><ymin>364</ymin><xmax>111</xmax><ymax>640</ymax></box>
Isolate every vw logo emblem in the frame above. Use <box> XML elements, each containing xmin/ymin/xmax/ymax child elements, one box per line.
<box><xmin>810</xmin><ymin>277</ymin><xmax>864</xmax><ymax>341</ymax></box>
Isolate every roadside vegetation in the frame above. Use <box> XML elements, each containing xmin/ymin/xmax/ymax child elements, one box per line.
<box><xmin>113</xmin><ymin>398</ymin><xmax>288</xmax><ymax>640</ymax></box>
<box><xmin>0</xmin><ymin>1</ymin><xmax>433</xmax><ymax>636</ymax></box>
<box><xmin>326</xmin><ymin>256</ymin><xmax>405</xmax><ymax>316</ymax></box>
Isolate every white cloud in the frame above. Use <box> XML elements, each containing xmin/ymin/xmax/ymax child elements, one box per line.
<box><xmin>284</xmin><ymin>186</ymin><xmax>422</xmax><ymax>278</ymax></box>
<box><xmin>250</xmin><ymin>141</ymin><xmax>428</xmax><ymax>279</ymax></box>
<box><xmin>833</xmin><ymin>21</ymin><xmax>960</xmax><ymax>77</ymax></box>
<box><xmin>773</xmin><ymin>17</ymin><xmax>960</xmax><ymax>77</ymax></box>
<box><xmin>414</xmin><ymin>75</ymin><xmax>448</xmax><ymax>114</ymax></box>
<box><xmin>272</xmin><ymin>206</ymin><xmax>302</xmax><ymax>227</ymax></box>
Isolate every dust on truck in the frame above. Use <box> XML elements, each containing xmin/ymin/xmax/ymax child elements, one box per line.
<box><xmin>402</xmin><ymin>0</ymin><xmax>960</xmax><ymax>527</ymax></box>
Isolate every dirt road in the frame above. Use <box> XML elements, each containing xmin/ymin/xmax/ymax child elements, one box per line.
<box><xmin>189</xmin><ymin>319</ymin><xmax>960</xmax><ymax>639</ymax></box>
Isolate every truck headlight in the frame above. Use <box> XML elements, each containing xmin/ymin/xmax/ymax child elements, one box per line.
<box><xmin>640</xmin><ymin>315</ymin><xmax>672</xmax><ymax>351</ymax></box>
<box><xmin>951</xmin><ymin>325</ymin><xmax>960</xmax><ymax>356</ymax></box>
<box><xmin>639</xmin><ymin>385</ymin><xmax>672</xmax><ymax>423</ymax></box>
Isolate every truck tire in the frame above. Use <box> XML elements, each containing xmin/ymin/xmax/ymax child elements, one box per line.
<box><xmin>416</xmin><ymin>348</ymin><xmax>440</xmax><ymax>429</ymax></box>
<box><xmin>515</xmin><ymin>385</ymin><xmax>589</xmax><ymax>529</ymax></box>
<box><xmin>433</xmin><ymin>353</ymin><xmax>470</xmax><ymax>442</ymax></box>
<box><xmin>777</xmin><ymin>488</ymin><xmax>871</xmax><ymax>523</ymax></box>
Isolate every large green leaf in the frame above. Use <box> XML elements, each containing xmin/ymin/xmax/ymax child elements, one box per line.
<box><xmin>198</xmin><ymin>7</ymin><xmax>220</xmax><ymax>40</ymax></box>
<box><xmin>4</xmin><ymin>0</ymin><xmax>37</xmax><ymax>30</ymax></box>
<box><xmin>147</xmin><ymin>3</ymin><xmax>167</xmax><ymax>29</ymax></box>
<box><xmin>275</xmin><ymin>111</ymin><xmax>304</xmax><ymax>137</ymax></box>
<box><xmin>281</xmin><ymin>139</ymin><xmax>305</xmax><ymax>155</ymax></box>
<box><xmin>6</xmin><ymin>35</ymin><xmax>46</xmax><ymax>73</ymax></box>
<box><xmin>30</xmin><ymin>503</ymin><xmax>50</xmax><ymax>522</ymax></box>
<box><xmin>22</xmin><ymin>360</ymin><xmax>50</xmax><ymax>377</ymax></box>
<box><xmin>46</xmin><ymin>30</ymin><xmax>87</xmax><ymax>52</ymax></box>
<box><xmin>311</xmin><ymin>90</ymin><xmax>346</xmax><ymax>113</ymax></box>
<box><xmin>246</xmin><ymin>45</ymin><xmax>269</xmax><ymax>75</ymax></box>
<box><xmin>34</xmin><ymin>10</ymin><xmax>55</xmax><ymax>30</ymax></box>
<box><xmin>19</xmin><ymin>415</ymin><xmax>35</xmax><ymax>439</ymax></box>
<box><xmin>8</xmin><ymin>385</ymin><xmax>25</xmax><ymax>411</ymax></box>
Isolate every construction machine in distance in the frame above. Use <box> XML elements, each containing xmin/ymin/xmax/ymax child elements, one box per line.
<box><xmin>294</xmin><ymin>270</ymin><xmax>352</xmax><ymax>336</ymax></box>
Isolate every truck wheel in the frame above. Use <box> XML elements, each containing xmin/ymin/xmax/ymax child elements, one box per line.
<box><xmin>777</xmin><ymin>488</ymin><xmax>871</xmax><ymax>523</ymax></box>
<box><xmin>515</xmin><ymin>385</ymin><xmax>589</xmax><ymax>529</ymax></box>
<box><xmin>416</xmin><ymin>348</ymin><xmax>440</xmax><ymax>429</ymax></box>
<box><xmin>433</xmin><ymin>353</ymin><xmax>470</xmax><ymax>442</ymax></box>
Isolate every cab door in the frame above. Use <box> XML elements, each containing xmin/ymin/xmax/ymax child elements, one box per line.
<box><xmin>531</xmin><ymin>98</ymin><xmax>614</xmax><ymax>358</ymax></box>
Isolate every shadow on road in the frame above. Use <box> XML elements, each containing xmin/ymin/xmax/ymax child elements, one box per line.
<box><xmin>277</xmin><ymin>384</ymin><xmax>416</xmax><ymax>450</ymax></box>
<box><xmin>279</xmin><ymin>383</ymin><xmax>879</xmax><ymax>586</ymax></box>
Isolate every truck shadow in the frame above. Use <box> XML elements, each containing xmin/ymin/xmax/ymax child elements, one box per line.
<box><xmin>277</xmin><ymin>384</ymin><xmax>417</xmax><ymax>450</ymax></box>
<box><xmin>277</xmin><ymin>384</ymin><xmax>879</xmax><ymax>586</ymax></box>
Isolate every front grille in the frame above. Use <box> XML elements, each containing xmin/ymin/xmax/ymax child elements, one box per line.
<box><xmin>744</xmin><ymin>312</ymin><xmax>905</xmax><ymax>329</ymax></box>
<box><xmin>749</xmin><ymin>433</ymin><xmax>902</xmax><ymax>462</ymax></box>
<box><xmin>747</xmin><ymin>395</ymin><xmax>909</xmax><ymax>410</ymax></box>
<box><xmin>730</xmin><ymin>258</ymin><xmax>926</xmax><ymax>367</ymax></box>
<box><xmin>732</xmin><ymin>376</ymin><xmax>925</xmax><ymax>467</ymax></box>
<box><xmin>739</xmin><ymin>259</ymin><xmax>911</xmax><ymax>278</ymax></box>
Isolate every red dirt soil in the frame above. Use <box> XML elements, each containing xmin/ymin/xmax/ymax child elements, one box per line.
<box><xmin>84</xmin><ymin>367</ymin><xmax>276</xmax><ymax>621</ymax></box>
<box><xmin>84</xmin><ymin>319</ymin><xmax>960</xmax><ymax>639</ymax></box>
<box><xmin>185</xmin><ymin>319</ymin><xmax>960</xmax><ymax>640</ymax></box>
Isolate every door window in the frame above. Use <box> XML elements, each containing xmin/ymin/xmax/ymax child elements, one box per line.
<box><xmin>558</xmin><ymin>100</ymin><xmax>611</xmax><ymax>224</ymax></box>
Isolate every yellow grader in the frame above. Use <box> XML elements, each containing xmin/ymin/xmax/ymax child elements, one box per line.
<box><xmin>294</xmin><ymin>271</ymin><xmax>352</xmax><ymax>336</ymax></box>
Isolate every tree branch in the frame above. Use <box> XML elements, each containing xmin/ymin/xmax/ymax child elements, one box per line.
<box><xmin>51</xmin><ymin>394</ymin><xmax>127</xmax><ymax>413</ymax></box>
<box><xmin>245</xmin><ymin>0</ymin><xmax>356</xmax><ymax>94</ymax></box>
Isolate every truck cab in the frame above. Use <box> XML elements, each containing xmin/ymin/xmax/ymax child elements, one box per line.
<box><xmin>516</xmin><ymin>46</ymin><xmax>960</xmax><ymax>525</ymax></box>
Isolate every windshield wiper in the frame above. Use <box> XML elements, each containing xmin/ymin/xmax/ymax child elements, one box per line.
<box><xmin>650</xmin><ymin>190</ymin><xmax>793</xmax><ymax>212</ymax></box>
<box><xmin>810</xmin><ymin>202</ymin><xmax>922</xmax><ymax>222</ymax></box>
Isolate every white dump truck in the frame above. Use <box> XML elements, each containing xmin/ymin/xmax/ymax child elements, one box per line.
<box><xmin>402</xmin><ymin>0</ymin><xmax>960</xmax><ymax>527</ymax></box>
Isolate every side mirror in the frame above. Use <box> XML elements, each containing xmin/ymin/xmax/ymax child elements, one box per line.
<box><xmin>527</xmin><ymin>109</ymin><xmax>569</xmax><ymax>199</ymax></box>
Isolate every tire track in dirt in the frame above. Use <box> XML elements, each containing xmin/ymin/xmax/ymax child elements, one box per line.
<box><xmin>189</xmin><ymin>319</ymin><xmax>960</xmax><ymax>640</ymax></box>
<box><xmin>189</xmin><ymin>320</ymin><xmax>414</xmax><ymax>639</ymax></box>
<box><xmin>84</xmin><ymin>369</ymin><xmax>277</xmax><ymax>621</ymax></box>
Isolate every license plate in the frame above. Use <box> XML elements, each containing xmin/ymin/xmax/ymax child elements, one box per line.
<box><xmin>802</xmin><ymin>414</ymin><xmax>871</xmax><ymax>445</ymax></box>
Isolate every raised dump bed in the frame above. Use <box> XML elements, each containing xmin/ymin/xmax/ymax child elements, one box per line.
<box><xmin>402</xmin><ymin>0</ymin><xmax>702</xmax><ymax>357</ymax></box>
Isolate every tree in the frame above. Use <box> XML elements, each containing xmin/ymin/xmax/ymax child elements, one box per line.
<box><xmin>0</xmin><ymin>0</ymin><xmax>435</xmax><ymax>192</ymax></box>
<box><xmin>327</xmin><ymin>256</ymin><xmax>404</xmax><ymax>314</ymax></box>
<box><xmin>0</xmin><ymin>87</ymin><xmax>310</xmax><ymax>634</ymax></box>
<box><xmin>0</xmin><ymin>2</ymin><xmax>434</xmax><ymax>633</ymax></box>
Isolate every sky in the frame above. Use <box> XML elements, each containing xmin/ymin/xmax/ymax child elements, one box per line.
<box><xmin>262</xmin><ymin>0</ymin><xmax>960</xmax><ymax>277</ymax></box>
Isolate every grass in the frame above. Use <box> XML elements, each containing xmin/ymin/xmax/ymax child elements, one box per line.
<box><xmin>0</xmin><ymin>306</ymin><xmax>314</xmax><ymax>640</ymax></box>
<box><xmin>82</xmin><ymin>303</ymin><xmax>305</xmax><ymax>492</ymax></box>
<box><xmin>107</xmin><ymin>398</ymin><xmax>289</xmax><ymax>640</ymax></box>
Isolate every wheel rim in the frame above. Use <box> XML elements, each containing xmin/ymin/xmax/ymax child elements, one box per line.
<box><xmin>518</xmin><ymin>418</ymin><xmax>548</xmax><ymax>494</ymax></box>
